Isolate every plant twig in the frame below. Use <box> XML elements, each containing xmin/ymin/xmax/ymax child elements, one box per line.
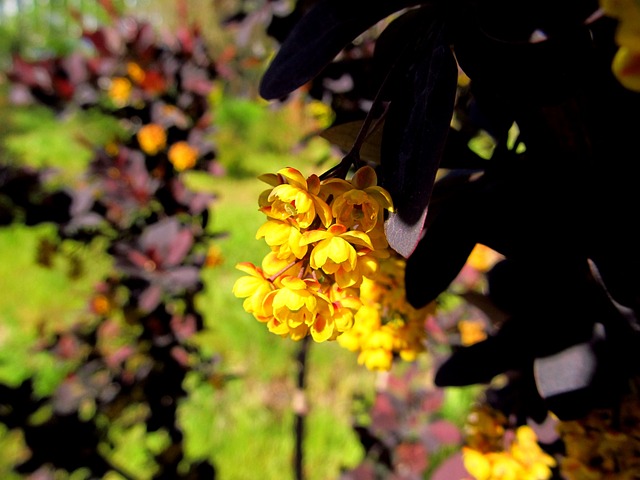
<box><xmin>293</xmin><ymin>335</ymin><xmax>311</xmax><ymax>480</ymax></box>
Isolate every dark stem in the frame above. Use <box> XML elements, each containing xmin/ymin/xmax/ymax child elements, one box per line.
<box><xmin>293</xmin><ymin>335</ymin><xmax>311</xmax><ymax>480</ymax></box>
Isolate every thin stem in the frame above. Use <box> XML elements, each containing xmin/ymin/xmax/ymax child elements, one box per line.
<box><xmin>268</xmin><ymin>259</ymin><xmax>303</xmax><ymax>283</ymax></box>
<box><xmin>319</xmin><ymin>68</ymin><xmax>394</xmax><ymax>182</ymax></box>
<box><xmin>293</xmin><ymin>335</ymin><xmax>311</xmax><ymax>480</ymax></box>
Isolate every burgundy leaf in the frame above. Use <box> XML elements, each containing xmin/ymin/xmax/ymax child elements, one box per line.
<box><xmin>381</xmin><ymin>20</ymin><xmax>458</xmax><ymax>258</ymax></box>
<box><xmin>165</xmin><ymin>229</ymin><xmax>194</xmax><ymax>267</ymax></box>
<box><xmin>393</xmin><ymin>442</ymin><xmax>429</xmax><ymax>475</ymax></box>
<box><xmin>425</xmin><ymin>419</ymin><xmax>462</xmax><ymax>445</ymax></box>
<box><xmin>259</xmin><ymin>0</ymin><xmax>421</xmax><ymax>100</ymax></box>
<box><xmin>139</xmin><ymin>284</ymin><xmax>163</xmax><ymax>312</ymax></box>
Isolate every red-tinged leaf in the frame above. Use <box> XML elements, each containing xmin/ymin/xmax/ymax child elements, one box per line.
<box><xmin>259</xmin><ymin>0</ymin><xmax>421</xmax><ymax>100</ymax></box>
<box><xmin>171</xmin><ymin>313</ymin><xmax>198</xmax><ymax>341</ymax></box>
<box><xmin>394</xmin><ymin>442</ymin><xmax>429</xmax><ymax>474</ymax></box>
<box><xmin>165</xmin><ymin>229</ymin><xmax>194</xmax><ymax>267</ymax></box>
<box><xmin>381</xmin><ymin>20</ymin><xmax>458</xmax><ymax>258</ymax></box>
<box><xmin>139</xmin><ymin>284</ymin><xmax>163</xmax><ymax>312</ymax></box>
<box><xmin>426</xmin><ymin>419</ymin><xmax>462</xmax><ymax>445</ymax></box>
<box><xmin>430</xmin><ymin>451</ymin><xmax>468</xmax><ymax>480</ymax></box>
<box><xmin>371</xmin><ymin>393</ymin><xmax>399</xmax><ymax>433</ymax></box>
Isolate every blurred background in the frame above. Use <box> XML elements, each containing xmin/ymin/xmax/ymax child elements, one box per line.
<box><xmin>0</xmin><ymin>1</ymin><xmax>489</xmax><ymax>478</ymax></box>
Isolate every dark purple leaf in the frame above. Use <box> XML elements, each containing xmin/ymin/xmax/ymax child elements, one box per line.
<box><xmin>381</xmin><ymin>20</ymin><xmax>458</xmax><ymax>258</ymax></box>
<box><xmin>404</xmin><ymin>177</ymin><xmax>479</xmax><ymax>308</ymax></box>
<box><xmin>259</xmin><ymin>0</ymin><xmax>421</xmax><ymax>100</ymax></box>
<box><xmin>139</xmin><ymin>217</ymin><xmax>180</xmax><ymax>253</ymax></box>
<box><xmin>162</xmin><ymin>266</ymin><xmax>201</xmax><ymax>290</ymax></box>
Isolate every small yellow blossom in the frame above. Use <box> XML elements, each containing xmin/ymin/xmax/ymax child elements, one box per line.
<box><xmin>137</xmin><ymin>123</ymin><xmax>166</xmax><ymax>155</ymax></box>
<box><xmin>108</xmin><ymin>77</ymin><xmax>132</xmax><ymax>106</ymax></box>
<box><xmin>459</xmin><ymin>319</ymin><xmax>488</xmax><ymax>346</ymax></box>
<box><xmin>232</xmin><ymin>262</ymin><xmax>275</xmax><ymax>320</ymax></box>
<box><xmin>127</xmin><ymin>62</ymin><xmax>146</xmax><ymax>84</ymax></box>
<box><xmin>463</xmin><ymin>421</ymin><xmax>555</xmax><ymax>480</ymax></box>
<box><xmin>600</xmin><ymin>0</ymin><xmax>640</xmax><ymax>91</ymax></box>
<box><xmin>260</xmin><ymin>167</ymin><xmax>332</xmax><ymax>229</ymax></box>
<box><xmin>168</xmin><ymin>141</ymin><xmax>198</xmax><ymax>171</ymax></box>
<box><xmin>302</xmin><ymin>224</ymin><xmax>374</xmax><ymax>276</ymax></box>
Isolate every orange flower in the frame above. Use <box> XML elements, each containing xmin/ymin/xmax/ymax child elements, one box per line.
<box><xmin>168</xmin><ymin>141</ymin><xmax>198</xmax><ymax>171</ymax></box>
<box><xmin>137</xmin><ymin>124</ymin><xmax>166</xmax><ymax>155</ymax></box>
<box><xmin>127</xmin><ymin>62</ymin><xmax>146</xmax><ymax>84</ymax></box>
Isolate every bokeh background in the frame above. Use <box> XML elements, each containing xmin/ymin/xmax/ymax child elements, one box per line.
<box><xmin>0</xmin><ymin>1</ymin><xmax>502</xmax><ymax>479</ymax></box>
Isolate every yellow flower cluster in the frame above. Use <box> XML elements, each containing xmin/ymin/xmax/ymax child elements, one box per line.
<box><xmin>600</xmin><ymin>0</ymin><xmax>640</xmax><ymax>91</ymax></box>
<box><xmin>337</xmin><ymin>255</ymin><xmax>434</xmax><ymax>371</ymax></box>
<box><xmin>463</xmin><ymin>405</ymin><xmax>557</xmax><ymax>480</ymax></box>
<box><xmin>558</xmin><ymin>393</ymin><xmax>640</xmax><ymax>480</ymax></box>
<box><xmin>233</xmin><ymin>165</ymin><xmax>395</xmax><ymax>345</ymax></box>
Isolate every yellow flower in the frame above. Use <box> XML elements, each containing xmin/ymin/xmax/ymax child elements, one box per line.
<box><xmin>600</xmin><ymin>0</ymin><xmax>640</xmax><ymax>91</ymax></box>
<box><xmin>511</xmin><ymin>426</ymin><xmax>556</xmax><ymax>479</ymax></box>
<box><xmin>256</xmin><ymin>220</ymin><xmax>308</xmax><ymax>260</ymax></box>
<box><xmin>327</xmin><ymin>283</ymin><xmax>361</xmax><ymax>332</ymax></box>
<box><xmin>137</xmin><ymin>123</ymin><xmax>166</xmax><ymax>155</ymax></box>
<box><xmin>127</xmin><ymin>62</ymin><xmax>146</xmax><ymax>84</ymax></box>
<box><xmin>358</xmin><ymin>346</ymin><xmax>393</xmax><ymax>371</ymax></box>
<box><xmin>463</xmin><ymin>447</ymin><xmax>492</xmax><ymax>480</ymax></box>
<box><xmin>467</xmin><ymin>244</ymin><xmax>503</xmax><ymax>272</ymax></box>
<box><xmin>260</xmin><ymin>167</ymin><xmax>332</xmax><ymax>229</ymax></box>
<box><xmin>270</xmin><ymin>276</ymin><xmax>320</xmax><ymax>328</ymax></box>
<box><xmin>459</xmin><ymin>319</ymin><xmax>488</xmax><ymax>346</ymax></box>
<box><xmin>302</xmin><ymin>224</ymin><xmax>374</xmax><ymax>275</ymax></box>
<box><xmin>205</xmin><ymin>243</ymin><xmax>224</xmax><ymax>268</ymax></box>
<box><xmin>108</xmin><ymin>77</ymin><xmax>132</xmax><ymax>106</ymax></box>
<box><xmin>232</xmin><ymin>262</ymin><xmax>274</xmax><ymax>320</ymax></box>
<box><xmin>168</xmin><ymin>141</ymin><xmax>198</xmax><ymax>171</ymax></box>
<box><xmin>612</xmin><ymin>47</ymin><xmax>640</xmax><ymax>91</ymax></box>
<box><xmin>321</xmin><ymin>166</ymin><xmax>394</xmax><ymax>232</ymax></box>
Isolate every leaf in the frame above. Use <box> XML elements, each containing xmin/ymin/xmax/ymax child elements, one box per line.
<box><xmin>404</xmin><ymin>172</ymin><xmax>481</xmax><ymax>308</ymax></box>
<box><xmin>259</xmin><ymin>0</ymin><xmax>421</xmax><ymax>100</ymax></box>
<box><xmin>430</xmin><ymin>452</ymin><xmax>468</xmax><ymax>480</ymax></box>
<box><xmin>381</xmin><ymin>19</ymin><xmax>458</xmax><ymax>258</ymax></box>
<box><xmin>319</xmin><ymin>120</ymin><xmax>384</xmax><ymax>163</ymax></box>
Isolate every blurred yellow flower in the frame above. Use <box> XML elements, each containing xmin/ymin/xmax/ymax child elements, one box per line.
<box><xmin>600</xmin><ymin>0</ymin><xmax>640</xmax><ymax>91</ymax></box>
<box><xmin>108</xmin><ymin>77</ymin><xmax>132</xmax><ymax>106</ymax></box>
<box><xmin>127</xmin><ymin>62</ymin><xmax>146</xmax><ymax>84</ymax></box>
<box><xmin>168</xmin><ymin>141</ymin><xmax>198</xmax><ymax>171</ymax></box>
<box><xmin>137</xmin><ymin>123</ymin><xmax>166</xmax><ymax>155</ymax></box>
<box><xmin>459</xmin><ymin>319</ymin><xmax>487</xmax><ymax>346</ymax></box>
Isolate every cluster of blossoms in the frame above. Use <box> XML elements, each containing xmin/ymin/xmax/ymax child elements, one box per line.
<box><xmin>462</xmin><ymin>405</ymin><xmax>557</xmax><ymax>480</ymax></box>
<box><xmin>235</xmin><ymin>165</ymin><xmax>433</xmax><ymax>367</ymax></box>
<box><xmin>337</xmin><ymin>255</ymin><xmax>435</xmax><ymax>371</ymax></box>
<box><xmin>557</xmin><ymin>392</ymin><xmax>640</xmax><ymax>480</ymax></box>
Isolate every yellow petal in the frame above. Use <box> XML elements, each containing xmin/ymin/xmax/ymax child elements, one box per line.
<box><xmin>278</xmin><ymin>167</ymin><xmax>308</xmax><ymax>189</ymax></box>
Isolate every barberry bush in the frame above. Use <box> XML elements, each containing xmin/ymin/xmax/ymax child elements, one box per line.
<box><xmin>234</xmin><ymin>0</ymin><xmax>640</xmax><ymax>478</ymax></box>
